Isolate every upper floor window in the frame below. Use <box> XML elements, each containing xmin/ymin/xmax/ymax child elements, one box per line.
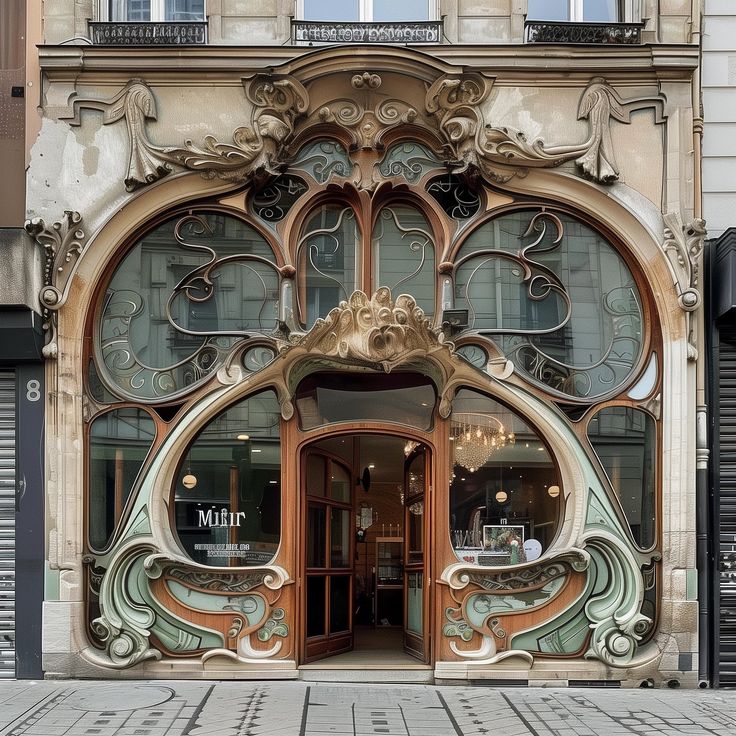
<box><xmin>107</xmin><ymin>0</ymin><xmax>205</xmax><ymax>22</ymax></box>
<box><xmin>527</xmin><ymin>0</ymin><xmax>620</xmax><ymax>22</ymax></box>
<box><xmin>300</xmin><ymin>0</ymin><xmax>431</xmax><ymax>21</ymax></box>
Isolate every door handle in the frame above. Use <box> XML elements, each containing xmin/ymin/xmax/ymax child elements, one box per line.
<box><xmin>16</xmin><ymin>476</ymin><xmax>26</xmax><ymax>512</ymax></box>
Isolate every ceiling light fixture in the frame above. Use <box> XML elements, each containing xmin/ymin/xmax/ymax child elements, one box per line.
<box><xmin>450</xmin><ymin>412</ymin><xmax>515</xmax><ymax>473</ymax></box>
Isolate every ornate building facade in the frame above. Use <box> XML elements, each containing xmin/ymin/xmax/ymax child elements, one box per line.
<box><xmin>10</xmin><ymin>0</ymin><xmax>707</xmax><ymax>685</ymax></box>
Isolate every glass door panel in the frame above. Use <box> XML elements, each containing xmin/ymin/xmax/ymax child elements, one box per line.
<box><xmin>330</xmin><ymin>508</ymin><xmax>351</xmax><ymax>567</ymax></box>
<box><xmin>307</xmin><ymin>505</ymin><xmax>326</xmax><ymax>568</ymax></box>
<box><xmin>306</xmin><ymin>576</ymin><xmax>326</xmax><ymax>637</ymax></box>
<box><xmin>403</xmin><ymin>447</ymin><xmax>428</xmax><ymax>661</ymax></box>
<box><xmin>329</xmin><ymin>575</ymin><xmax>351</xmax><ymax>633</ymax></box>
<box><xmin>330</xmin><ymin>462</ymin><xmax>351</xmax><ymax>503</ymax></box>
<box><xmin>406</xmin><ymin>572</ymin><xmax>423</xmax><ymax>635</ymax></box>
<box><xmin>407</xmin><ymin>501</ymin><xmax>424</xmax><ymax>565</ymax></box>
<box><xmin>306</xmin><ymin>453</ymin><xmax>326</xmax><ymax>497</ymax></box>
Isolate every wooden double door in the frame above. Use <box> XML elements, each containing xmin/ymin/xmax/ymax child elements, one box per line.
<box><xmin>302</xmin><ymin>441</ymin><xmax>430</xmax><ymax>664</ymax></box>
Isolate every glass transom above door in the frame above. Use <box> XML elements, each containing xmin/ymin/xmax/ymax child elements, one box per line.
<box><xmin>295</xmin><ymin>372</ymin><xmax>436</xmax><ymax>430</ymax></box>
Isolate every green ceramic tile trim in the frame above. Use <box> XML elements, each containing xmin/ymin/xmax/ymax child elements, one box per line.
<box><xmin>44</xmin><ymin>564</ymin><xmax>60</xmax><ymax>601</ymax></box>
<box><xmin>686</xmin><ymin>569</ymin><xmax>698</xmax><ymax>601</ymax></box>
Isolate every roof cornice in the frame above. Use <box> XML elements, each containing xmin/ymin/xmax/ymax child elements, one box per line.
<box><xmin>38</xmin><ymin>42</ymin><xmax>699</xmax><ymax>83</ymax></box>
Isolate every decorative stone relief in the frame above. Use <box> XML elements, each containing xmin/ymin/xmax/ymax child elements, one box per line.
<box><xmin>63</xmin><ymin>76</ymin><xmax>308</xmax><ymax>190</ymax></box>
<box><xmin>84</xmin><ymin>496</ymin><xmax>293</xmax><ymax>669</ymax></box>
<box><xmin>318</xmin><ymin>72</ymin><xmax>418</xmax><ymax>151</ymax></box>
<box><xmin>86</xmin><ymin>542</ymin><xmax>293</xmax><ymax>668</ymax></box>
<box><xmin>24</xmin><ymin>210</ymin><xmax>88</xmax><ymax>359</ymax></box>
<box><xmin>299</xmin><ymin>288</ymin><xmax>449</xmax><ymax>369</ymax></box>
<box><xmin>425</xmin><ymin>75</ymin><xmax>665</xmax><ymax>185</ymax></box>
<box><xmin>662</xmin><ymin>213</ymin><xmax>707</xmax><ymax>360</ymax></box>
<box><xmin>278</xmin><ymin>288</ymin><xmax>467</xmax><ymax>419</ymax></box>
<box><xmin>59</xmin><ymin>56</ymin><xmax>666</xmax><ymax>193</ymax></box>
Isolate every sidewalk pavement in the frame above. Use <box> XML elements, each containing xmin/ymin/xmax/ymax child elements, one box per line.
<box><xmin>0</xmin><ymin>680</ymin><xmax>735</xmax><ymax>736</ymax></box>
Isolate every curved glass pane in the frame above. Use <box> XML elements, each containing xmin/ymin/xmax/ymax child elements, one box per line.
<box><xmin>456</xmin><ymin>210</ymin><xmax>644</xmax><ymax>400</ymax></box>
<box><xmin>251</xmin><ymin>175</ymin><xmax>308</xmax><ymax>227</ymax></box>
<box><xmin>298</xmin><ymin>205</ymin><xmax>359</xmax><ymax>327</ymax></box>
<box><xmin>373</xmin><ymin>205</ymin><xmax>435</xmax><ymax>315</ymax></box>
<box><xmin>427</xmin><ymin>175</ymin><xmax>481</xmax><ymax>221</ymax></box>
<box><xmin>295</xmin><ymin>372</ymin><xmax>436</xmax><ymax>430</ymax></box>
<box><xmin>378</xmin><ymin>143</ymin><xmax>442</xmax><ymax>183</ymax></box>
<box><xmin>173</xmin><ymin>390</ymin><xmax>281</xmax><ymax>566</ymax></box>
<box><xmin>98</xmin><ymin>212</ymin><xmax>279</xmax><ymax>401</ymax></box>
<box><xmin>89</xmin><ymin>409</ymin><xmax>156</xmax><ymax>551</ymax></box>
<box><xmin>587</xmin><ymin>407</ymin><xmax>656</xmax><ymax>549</ymax></box>
<box><xmin>291</xmin><ymin>139</ymin><xmax>352</xmax><ymax>183</ymax></box>
<box><xmin>449</xmin><ymin>389</ymin><xmax>561</xmax><ymax>564</ymax></box>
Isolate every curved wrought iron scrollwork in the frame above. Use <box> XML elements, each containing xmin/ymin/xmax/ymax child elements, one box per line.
<box><xmin>453</xmin><ymin>210</ymin><xmax>644</xmax><ymax>401</ymax></box>
<box><xmin>251</xmin><ymin>175</ymin><xmax>308</xmax><ymax>224</ymax></box>
<box><xmin>373</xmin><ymin>207</ymin><xmax>435</xmax><ymax>302</ymax></box>
<box><xmin>97</xmin><ymin>212</ymin><xmax>283</xmax><ymax>401</ymax></box>
<box><xmin>291</xmin><ymin>139</ymin><xmax>352</xmax><ymax>183</ymax></box>
<box><xmin>99</xmin><ymin>288</ymin><xmax>235</xmax><ymax>400</ymax></box>
<box><xmin>297</xmin><ymin>206</ymin><xmax>357</xmax><ymax>325</ymax></box>
<box><xmin>378</xmin><ymin>142</ymin><xmax>443</xmax><ymax>183</ymax></box>
<box><xmin>427</xmin><ymin>175</ymin><xmax>481</xmax><ymax>221</ymax></box>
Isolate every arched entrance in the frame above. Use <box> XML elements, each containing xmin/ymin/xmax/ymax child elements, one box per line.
<box><xmin>300</xmin><ymin>432</ymin><xmax>432</xmax><ymax>667</ymax></box>
<box><xmin>299</xmin><ymin>432</ymin><xmax>432</xmax><ymax>669</ymax></box>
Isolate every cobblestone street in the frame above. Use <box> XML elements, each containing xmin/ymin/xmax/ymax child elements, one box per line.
<box><xmin>0</xmin><ymin>681</ymin><xmax>735</xmax><ymax>736</ymax></box>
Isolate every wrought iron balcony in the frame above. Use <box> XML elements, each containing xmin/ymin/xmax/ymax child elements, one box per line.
<box><xmin>525</xmin><ymin>20</ymin><xmax>643</xmax><ymax>45</ymax></box>
<box><xmin>292</xmin><ymin>19</ymin><xmax>443</xmax><ymax>44</ymax></box>
<box><xmin>89</xmin><ymin>21</ymin><xmax>208</xmax><ymax>45</ymax></box>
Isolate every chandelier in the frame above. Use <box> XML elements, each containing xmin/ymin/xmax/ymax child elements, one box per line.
<box><xmin>451</xmin><ymin>413</ymin><xmax>514</xmax><ymax>473</ymax></box>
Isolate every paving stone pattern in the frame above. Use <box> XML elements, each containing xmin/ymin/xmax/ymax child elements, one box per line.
<box><xmin>1</xmin><ymin>681</ymin><xmax>736</xmax><ymax>736</ymax></box>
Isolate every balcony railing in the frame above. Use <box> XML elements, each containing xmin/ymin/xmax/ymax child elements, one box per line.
<box><xmin>89</xmin><ymin>21</ymin><xmax>208</xmax><ymax>45</ymax></box>
<box><xmin>292</xmin><ymin>20</ymin><xmax>443</xmax><ymax>44</ymax></box>
<box><xmin>525</xmin><ymin>20</ymin><xmax>643</xmax><ymax>45</ymax></box>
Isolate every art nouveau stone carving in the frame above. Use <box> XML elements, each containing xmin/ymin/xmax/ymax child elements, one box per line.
<box><xmin>573</xmin><ymin>79</ymin><xmax>666</xmax><ymax>183</ymax></box>
<box><xmin>60</xmin><ymin>66</ymin><xmax>665</xmax><ymax>192</ymax></box>
<box><xmin>63</xmin><ymin>76</ymin><xmax>308</xmax><ymax>190</ymax></box>
<box><xmin>24</xmin><ymin>210</ymin><xmax>88</xmax><ymax>359</ymax></box>
<box><xmin>300</xmin><ymin>288</ymin><xmax>449</xmax><ymax>369</ymax></box>
<box><xmin>63</xmin><ymin>80</ymin><xmax>170</xmax><ymax>190</ymax></box>
<box><xmin>426</xmin><ymin>74</ymin><xmax>666</xmax><ymax>184</ymax></box>
<box><xmin>317</xmin><ymin>71</ymin><xmax>419</xmax><ymax>150</ymax></box>
<box><xmin>662</xmin><ymin>212</ymin><xmax>707</xmax><ymax>360</ymax></box>
<box><xmin>285</xmin><ymin>288</ymin><xmax>466</xmax><ymax>418</ymax></box>
<box><xmin>440</xmin><ymin>481</ymin><xmax>657</xmax><ymax>667</ymax></box>
<box><xmin>86</xmin><ymin>534</ymin><xmax>293</xmax><ymax>668</ymax></box>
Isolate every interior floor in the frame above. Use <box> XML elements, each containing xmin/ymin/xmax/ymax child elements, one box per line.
<box><xmin>300</xmin><ymin>626</ymin><xmax>428</xmax><ymax>669</ymax></box>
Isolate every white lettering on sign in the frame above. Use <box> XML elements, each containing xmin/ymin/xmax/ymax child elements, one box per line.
<box><xmin>197</xmin><ymin>508</ymin><xmax>247</xmax><ymax>527</ymax></box>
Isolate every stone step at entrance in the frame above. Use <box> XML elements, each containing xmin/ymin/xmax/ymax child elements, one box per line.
<box><xmin>298</xmin><ymin>666</ymin><xmax>435</xmax><ymax>684</ymax></box>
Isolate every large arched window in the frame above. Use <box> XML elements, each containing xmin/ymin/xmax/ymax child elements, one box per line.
<box><xmin>173</xmin><ymin>390</ymin><xmax>281</xmax><ymax>567</ymax></box>
<box><xmin>449</xmin><ymin>389</ymin><xmax>562</xmax><ymax>564</ymax></box>
<box><xmin>452</xmin><ymin>209</ymin><xmax>645</xmax><ymax>401</ymax></box>
<box><xmin>97</xmin><ymin>211</ymin><xmax>281</xmax><ymax>401</ymax></box>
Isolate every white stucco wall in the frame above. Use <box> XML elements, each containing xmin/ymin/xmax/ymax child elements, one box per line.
<box><xmin>702</xmin><ymin>0</ymin><xmax>736</xmax><ymax>238</ymax></box>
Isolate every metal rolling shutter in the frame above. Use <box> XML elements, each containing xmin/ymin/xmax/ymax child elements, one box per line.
<box><xmin>719</xmin><ymin>329</ymin><xmax>736</xmax><ymax>685</ymax></box>
<box><xmin>0</xmin><ymin>373</ymin><xmax>15</xmax><ymax>678</ymax></box>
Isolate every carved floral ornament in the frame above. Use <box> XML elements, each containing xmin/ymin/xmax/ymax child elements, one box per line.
<box><xmin>662</xmin><ymin>212</ymin><xmax>708</xmax><ymax>360</ymax></box>
<box><xmin>59</xmin><ymin>67</ymin><xmax>666</xmax><ymax>191</ymax></box>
